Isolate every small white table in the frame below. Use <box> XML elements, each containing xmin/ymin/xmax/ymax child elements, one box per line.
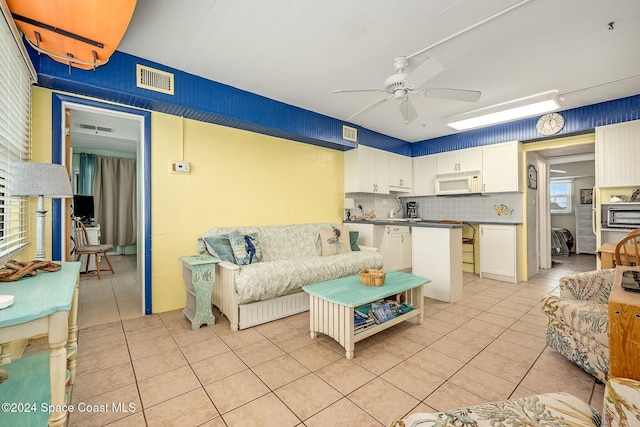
<box><xmin>303</xmin><ymin>271</ymin><xmax>429</xmax><ymax>359</ymax></box>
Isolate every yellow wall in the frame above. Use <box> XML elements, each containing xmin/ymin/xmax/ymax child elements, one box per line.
<box><xmin>31</xmin><ymin>88</ymin><xmax>345</xmax><ymax>313</ymax></box>
<box><xmin>16</xmin><ymin>88</ymin><xmax>57</xmax><ymax>262</ymax></box>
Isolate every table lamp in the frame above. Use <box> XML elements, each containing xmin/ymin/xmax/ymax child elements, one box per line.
<box><xmin>9</xmin><ymin>162</ymin><xmax>73</xmax><ymax>261</ymax></box>
<box><xmin>344</xmin><ymin>198</ymin><xmax>355</xmax><ymax>221</ymax></box>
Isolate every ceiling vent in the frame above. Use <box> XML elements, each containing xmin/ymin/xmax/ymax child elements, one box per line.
<box><xmin>77</xmin><ymin>123</ymin><xmax>114</xmax><ymax>133</ymax></box>
<box><xmin>342</xmin><ymin>125</ymin><xmax>357</xmax><ymax>142</ymax></box>
<box><xmin>136</xmin><ymin>64</ymin><xmax>174</xmax><ymax>95</ymax></box>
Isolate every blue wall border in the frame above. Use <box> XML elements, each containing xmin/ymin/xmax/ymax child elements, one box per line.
<box><xmin>51</xmin><ymin>93</ymin><xmax>153</xmax><ymax>315</ymax></box>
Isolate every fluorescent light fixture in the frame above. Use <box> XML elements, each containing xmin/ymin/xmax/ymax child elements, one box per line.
<box><xmin>447</xmin><ymin>91</ymin><xmax>560</xmax><ymax>131</ymax></box>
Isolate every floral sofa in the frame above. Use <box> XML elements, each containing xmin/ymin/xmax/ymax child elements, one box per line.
<box><xmin>198</xmin><ymin>223</ymin><xmax>384</xmax><ymax>330</ymax></box>
<box><xmin>390</xmin><ymin>377</ymin><xmax>640</xmax><ymax>427</ymax></box>
<box><xmin>540</xmin><ymin>269</ymin><xmax>615</xmax><ymax>383</ymax></box>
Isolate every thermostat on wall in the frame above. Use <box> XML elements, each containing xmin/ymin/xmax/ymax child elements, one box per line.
<box><xmin>172</xmin><ymin>162</ymin><xmax>190</xmax><ymax>174</ymax></box>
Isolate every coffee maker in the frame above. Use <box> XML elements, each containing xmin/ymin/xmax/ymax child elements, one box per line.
<box><xmin>406</xmin><ymin>202</ymin><xmax>417</xmax><ymax>218</ymax></box>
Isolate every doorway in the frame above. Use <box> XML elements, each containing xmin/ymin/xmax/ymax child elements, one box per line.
<box><xmin>529</xmin><ymin>138</ymin><xmax>596</xmax><ymax>273</ymax></box>
<box><xmin>50</xmin><ymin>93</ymin><xmax>152</xmax><ymax>315</ymax></box>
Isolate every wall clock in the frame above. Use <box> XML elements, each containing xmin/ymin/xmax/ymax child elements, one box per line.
<box><xmin>536</xmin><ymin>112</ymin><xmax>565</xmax><ymax>136</ymax></box>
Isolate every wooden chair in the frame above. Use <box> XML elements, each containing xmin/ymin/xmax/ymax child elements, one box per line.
<box><xmin>615</xmin><ymin>230</ymin><xmax>640</xmax><ymax>266</ymax></box>
<box><xmin>71</xmin><ymin>218</ymin><xmax>115</xmax><ymax>279</ymax></box>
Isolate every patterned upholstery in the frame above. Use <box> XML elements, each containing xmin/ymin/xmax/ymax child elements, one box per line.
<box><xmin>540</xmin><ymin>269</ymin><xmax>615</xmax><ymax>383</ymax></box>
<box><xmin>198</xmin><ymin>223</ymin><xmax>384</xmax><ymax>304</ymax></box>
<box><xmin>603</xmin><ymin>377</ymin><xmax>640</xmax><ymax>426</ymax></box>
<box><xmin>391</xmin><ymin>377</ymin><xmax>640</xmax><ymax>427</ymax></box>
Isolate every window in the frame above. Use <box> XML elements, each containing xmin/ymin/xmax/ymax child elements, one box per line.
<box><xmin>0</xmin><ymin>7</ymin><xmax>36</xmax><ymax>260</ymax></box>
<box><xmin>550</xmin><ymin>180</ymin><xmax>572</xmax><ymax>214</ymax></box>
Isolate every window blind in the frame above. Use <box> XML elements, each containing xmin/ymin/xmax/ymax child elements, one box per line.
<box><xmin>0</xmin><ymin>5</ymin><xmax>35</xmax><ymax>260</ymax></box>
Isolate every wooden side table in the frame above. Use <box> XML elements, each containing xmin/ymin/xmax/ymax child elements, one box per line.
<box><xmin>609</xmin><ymin>266</ymin><xmax>640</xmax><ymax>380</ymax></box>
<box><xmin>179</xmin><ymin>254</ymin><xmax>220</xmax><ymax>330</ymax></box>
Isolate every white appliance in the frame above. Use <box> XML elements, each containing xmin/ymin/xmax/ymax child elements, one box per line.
<box><xmin>605</xmin><ymin>203</ymin><xmax>640</xmax><ymax>228</ymax></box>
<box><xmin>435</xmin><ymin>171</ymin><xmax>482</xmax><ymax>195</ymax></box>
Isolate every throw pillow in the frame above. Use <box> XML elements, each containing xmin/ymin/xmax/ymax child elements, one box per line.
<box><xmin>349</xmin><ymin>231</ymin><xmax>360</xmax><ymax>251</ymax></box>
<box><xmin>202</xmin><ymin>235</ymin><xmax>235</xmax><ymax>263</ymax></box>
<box><xmin>320</xmin><ymin>226</ymin><xmax>352</xmax><ymax>256</ymax></box>
<box><xmin>228</xmin><ymin>231</ymin><xmax>263</xmax><ymax>265</ymax></box>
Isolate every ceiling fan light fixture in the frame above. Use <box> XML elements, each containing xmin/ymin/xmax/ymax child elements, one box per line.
<box><xmin>447</xmin><ymin>91</ymin><xmax>560</xmax><ymax>131</ymax></box>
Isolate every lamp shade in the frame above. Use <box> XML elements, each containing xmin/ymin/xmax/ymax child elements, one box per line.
<box><xmin>344</xmin><ymin>198</ymin><xmax>355</xmax><ymax>209</ymax></box>
<box><xmin>9</xmin><ymin>162</ymin><xmax>73</xmax><ymax>198</ymax></box>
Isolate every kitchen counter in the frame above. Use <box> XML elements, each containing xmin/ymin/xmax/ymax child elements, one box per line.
<box><xmin>347</xmin><ymin>221</ymin><xmax>464</xmax><ymax>302</ymax></box>
<box><xmin>347</xmin><ymin>219</ymin><xmax>521</xmax><ymax>227</ymax></box>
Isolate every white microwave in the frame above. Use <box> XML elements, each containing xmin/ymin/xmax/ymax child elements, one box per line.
<box><xmin>435</xmin><ymin>172</ymin><xmax>482</xmax><ymax>195</ymax></box>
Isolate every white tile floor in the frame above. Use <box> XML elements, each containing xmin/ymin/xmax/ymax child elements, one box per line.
<box><xmin>27</xmin><ymin>253</ymin><xmax>604</xmax><ymax>426</ymax></box>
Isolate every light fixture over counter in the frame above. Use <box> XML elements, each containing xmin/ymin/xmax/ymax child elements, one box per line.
<box><xmin>447</xmin><ymin>91</ymin><xmax>561</xmax><ymax>131</ymax></box>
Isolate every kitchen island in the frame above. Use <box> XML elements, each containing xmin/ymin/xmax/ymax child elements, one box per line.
<box><xmin>347</xmin><ymin>219</ymin><xmax>464</xmax><ymax>302</ymax></box>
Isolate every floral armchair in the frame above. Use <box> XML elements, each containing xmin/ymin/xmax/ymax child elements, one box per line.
<box><xmin>540</xmin><ymin>269</ymin><xmax>616</xmax><ymax>383</ymax></box>
<box><xmin>390</xmin><ymin>377</ymin><xmax>640</xmax><ymax>427</ymax></box>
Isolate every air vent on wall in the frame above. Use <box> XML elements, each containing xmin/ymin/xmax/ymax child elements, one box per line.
<box><xmin>136</xmin><ymin>64</ymin><xmax>174</xmax><ymax>95</ymax></box>
<box><xmin>342</xmin><ymin>125</ymin><xmax>357</xmax><ymax>142</ymax></box>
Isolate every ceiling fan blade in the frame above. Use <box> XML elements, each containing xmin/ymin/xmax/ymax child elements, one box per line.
<box><xmin>406</xmin><ymin>57</ymin><xmax>444</xmax><ymax>86</ymax></box>
<box><xmin>420</xmin><ymin>88</ymin><xmax>481</xmax><ymax>102</ymax></box>
<box><xmin>399</xmin><ymin>98</ymin><xmax>417</xmax><ymax>124</ymax></box>
<box><xmin>347</xmin><ymin>94</ymin><xmax>393</xmax><ymax>121</ymax></box>
<box><xmin>333</xmin><ymin>89</ymin><xmax>384</xmax><ymax>94</ymax></box>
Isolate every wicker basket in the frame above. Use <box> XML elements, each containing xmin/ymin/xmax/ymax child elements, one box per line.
<box><xmin>359</xmin><ymin>269</ymin><xmax>386</xmax><ymax>287</ymax></box>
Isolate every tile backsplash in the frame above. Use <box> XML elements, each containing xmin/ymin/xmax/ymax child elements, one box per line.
<box><xmin>346</xmin><ymin>192</ymin><xmax>523</xmax><ymax>223</ymax></box>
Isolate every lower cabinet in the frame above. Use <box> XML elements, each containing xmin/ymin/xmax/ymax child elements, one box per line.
<box><xmin>380</xmin><ymin>225</ymin><xmax>412</xmax><ymax>271</ymax></box>
<box><xmin>346</xmin><ymin>223</ymin><xmax>411</xmax><ymax>271</ymax></box>
<box><xmin>480</xmin><ymin>224</ymin><xmax>517</xmax><ymax>283</ymax></box>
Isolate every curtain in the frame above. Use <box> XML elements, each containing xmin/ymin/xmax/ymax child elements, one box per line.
<box><xmin>78</xmin><ymin>153</ymin><xmax>96</xmax><ymax>195</ymax></box>
<box><xmin>93</xmin><ymin>156</ymin><xmax>137</xmax><ymax>246</ymax></box>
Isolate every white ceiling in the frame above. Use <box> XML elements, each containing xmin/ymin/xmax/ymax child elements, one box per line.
<box><xmin>113</xmin><ymin>0</ymin><xmax>640</xmax><ymax>143</ymax></box>
<box><xmin>70</xmin><ymin>109</ymin><xmax>140</xmax><ymax>154</ymax></box>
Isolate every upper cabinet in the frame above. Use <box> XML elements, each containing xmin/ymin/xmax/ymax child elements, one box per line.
<box><xmin>411</xmin><ymin>154</ymin><xmax>437</xmax><ymax>196</ymax></box>
<box><xmin>387</xmin><ymin>152</ymin><xmax>412</xmax><ymax>192</ymax></box>
<box><xmin>344</xmin><ymin>145</ymin><xmax>389</xmax><ymax>194</ymax></box>
<box><xmin>596</xmin><ymin>120</ymin><xmax>640</xmax><ymax>188</ymax></box>
<box><xmin>436</xmin><ymin>147</ymin><xmax>482</xmax><ymax>175</ymax></box>
<box><xmin>482</xmin><ymin>141</ymin><xmax>522</xmax><ymax>193</ymax></box>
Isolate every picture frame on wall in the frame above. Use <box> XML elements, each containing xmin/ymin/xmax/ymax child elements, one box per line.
<box><xmin>580</xmin><ymin>188</ymin><xmax>593</xmax><ymax>204</ymax></box>
<box><xmin>527</xmin><ymin>164</ymin><xmax>537</xmax><ymax>190</ymax></box>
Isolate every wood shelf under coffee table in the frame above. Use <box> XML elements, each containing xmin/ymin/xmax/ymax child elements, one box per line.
<box><xmin>303</xmin><ymin>271</ymin><xmax>430</xmax><ymax>359</ymax></box>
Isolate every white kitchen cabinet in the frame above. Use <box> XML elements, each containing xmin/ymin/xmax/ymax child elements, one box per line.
<box><xmin>344</xmin><ymin>145</ymin><xmax>389</xmax><ymax>194</ymax></box>
<box><xmin>482</xmin><ymin>141</ymin><xmax>521</xmax><ymax>193</ymax></box>
<box><xmin>436</xmin><ymin>147</ymin><xmax>482</xmax><ymax>175</ymax></box>
<box><xmin>574</xmin><ymin>205</ymin><xmax>596</xmax><ymax>254</ymax></box>
<box><xmin>381</xmin><ymin>225</ymin><xmax>412</xmax><ymax>271</ymax></box>
<box><xmin>387</xmin><ymin>152</ymin><xmax>412</xmax><ymax>192</ymax></box>
<box><xmin>345</xmin><ymin>223</ymin><xmax>411</xmax><ymax>271</ymax></box>
<box><xmin>480</xmin><ymin>224</ymin><xmax>517</xmax><ymax>283</ymax></box>
<box><xmin>411</xmin><ymin>154</ymin><xmax>437</xmax><ymax>196</ymax></box>
<box><xmin>596</xmin><ymin>120</ymin><xmax>640</xmax><ymax>188</ymax></box>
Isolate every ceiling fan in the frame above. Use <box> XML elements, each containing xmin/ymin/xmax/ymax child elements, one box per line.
<box><xmin>334</xmin><ymin>56</ymin><xmax>481</xmax><ymax>124</ymax></box>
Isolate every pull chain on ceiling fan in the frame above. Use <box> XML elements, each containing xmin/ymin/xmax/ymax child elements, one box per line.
<box><xmin>334</xmin><ymin>56</ymin><xmax>481</xmax><ymax>124</ymax></box>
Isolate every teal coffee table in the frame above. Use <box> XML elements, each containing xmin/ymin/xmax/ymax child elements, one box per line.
<box><xmin>303</xmin><ymin>271</ymin><xmax>430</xmax><ymax>359</ymax></box>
